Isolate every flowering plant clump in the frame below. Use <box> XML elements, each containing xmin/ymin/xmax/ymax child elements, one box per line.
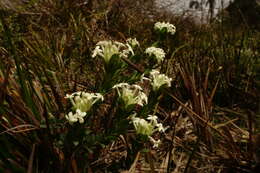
<box><xmin>149</xmin><ymin>70</ymin><xmax>172</xmax><ymax>91</ymax></box>
<box><xmin>145</xmin><ymin>47</ymin><xmax>165</xmax><ymax>63</ymax></box>
<box><xmin>154</xmin><ymin>22</ymin><xmax>176</xmax><ymax>35</ymax></box>
<box><xmin>65</xmin><ymin>92</ymin><xmax>103</xmax><ymax>124</ymax></box>
<box><xmin>113</xmin><ymin>83</ymin><xmax>148</xmax><ymax>108</ymax></box>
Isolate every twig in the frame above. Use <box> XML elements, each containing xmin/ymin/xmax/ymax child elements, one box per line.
<box><xmin>27</xmin><ymin>143</ymin><xmax>36</xmax><ymax>173</ymax></box>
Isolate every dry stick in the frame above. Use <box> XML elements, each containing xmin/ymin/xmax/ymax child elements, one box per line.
<box><xmin>166</xmin><ymin>90</ymin><xmax>226</xmax><ymax>137</ymax></box>
<box><xmin>27</xmin><ymin>144</ymin><xmax>36</xmax><ymax>173</ymax></box>
<box><xmin>248</xmin><ymin>111</ymin><xmax>253</xmax><ymax>162</ymax></box>
<box><xmin>42</xmin><ymin>104</ymin><xmax>53</xmax><ymax>142</ymax></box>
<box><xmin>167</xmin><ymin>103</ymin><xmax>187</xmax><ymax>173</ymax></box>
<box><xmin>183</xmin><ymin>132</ymin><xmax>201</xmax><ymax>173</ymax></box>
<box><xmin>0</xmin><ymin>124</ymin><xmax>39</xmax><ymax>135</ymax></box>
<box><xmin>121</xmin><ymin>57</ymin><xmax>144</xmax><ymax>73</ymax></box>
<box><xmin>128</xmin><ymin>152</ymin><xmax>141</xmax><ymax>173</ymax></box>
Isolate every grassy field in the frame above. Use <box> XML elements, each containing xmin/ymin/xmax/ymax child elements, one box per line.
<box><xmin>0</xmin><ymin>0</ymin><xmax>259</xmax><ymax>172</ymax></box>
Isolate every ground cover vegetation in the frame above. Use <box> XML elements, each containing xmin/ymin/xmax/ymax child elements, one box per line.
<box><xmin>0</xmin><ymin>0</ymin><xmax>259</xmax><ymax>172</ymax></box>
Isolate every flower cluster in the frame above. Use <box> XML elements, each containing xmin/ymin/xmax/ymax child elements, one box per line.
<box><xmin>132</xmin><ymin>116</ymin><xmax>154</xmax><ymax>136</ymax></box>
<box><xmin>92</xmin><ymin>40</ymin><xmax>124</xmax><ymax>63</ymax></box>
<box><xmin>131</xmin><ymin>114</ymin><xmax>167</xmax><ymax>148</ymax></box>
<box><xmin>145</xmin><ymin>47</ymin><xmax>165</xmax><ymax>63</ymax></box>
<box><xmin>65</xmin><ymin>109</ymin><xmax>86</xmax><ymax>124</ymax></box>
<box><xmin>65</xmin><ymin>91</ymin><xmax>103</xmax><ymax>124</ymax></box>
<box><xmin>92</xmin><ymin>39</ymin><xmax>138</xmax><ymax>63</ymax></box>
<box><xmin>149</xmin><ymin>70</ymin><xmax>172</xmax><ymax>91</ymax></box>
<box><xmin>154</xmin><ymin>22</ymin><xmax>176</xmax><ymax>35</ymax></box>
<box><xmin>126</xmin><ymin>38</ymin><xmax>139</xmax><ymax>48</ymax></box>
<box><xmin>113</xmin><ymin>83</ymin><xmax>147</xmax><ymax>108</ymax></box>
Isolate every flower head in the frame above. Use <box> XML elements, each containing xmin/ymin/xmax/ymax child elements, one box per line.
<box><xmin>147</xmin><ymin>114</ymin><xmax>158</xmax><ymax>125</ymax></box>
<box><xmin>126</xmin><ymin>38</ymin><xmax>139</xmax><ymax>48</ymax></box>
<box><xmin>131</xmin><ymin>116</ymin><xmax>154</xmax><ymax>136</ymax></box>
<box><xmin>92</xmin><ymin>40</ymin><xmax>136</xmax><ymax>62</ymax></box>
<box><xmin>145</xmin><ymin>47</ymin><xmax>165</xmax><ymax>63</ymax></box>
<box><xmin>149</xmin><ymin>70</ymin><xmax>172</xmax><ymax>91</ymax></box>
<box><xmin>156</xmin><ymin>123</ymin><xmax>166</xmax><ymax>133</ymax></box>
<box><xmin>149</xmin><ymin>136</ymin><xmax>161</xmax><ymax>148</ymax></box>
<box><xmin>154</xmin><ymin>22</ymin><xmax>176</xmax><ymax>35</ymax></box>
<box><xmin>92</xmin><ymin>40</ymin><xmax>124</xmax><ymax>63</ymax></box>
<box><xmin>113</xmin><ymin>83</ymin><xmax>147</xmax><ymax>108</ymax></box>
<box><xmin>121</xmin><ymin>44</ymin><xmax>134</xmax><ymax>58</ymax></box>
<box><xmin>130</xmin><ymin>114</ymin><xmax>166</xmax><ymax>137</ymax></box>
<box><xmin>65</xmin><ymin>91</ymin><xmax>103</xmax><ymax>113</ymax></box>
<box><xmin>65</xmin><ymin>109</ymin><xmax>87</xmax><ymax>124</ymax></box>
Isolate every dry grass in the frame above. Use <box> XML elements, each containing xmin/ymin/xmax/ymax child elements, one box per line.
<box><xmin>0</xmin><ymin>0</ymin><xmax>259</xmax><ymax>172</ymax></box>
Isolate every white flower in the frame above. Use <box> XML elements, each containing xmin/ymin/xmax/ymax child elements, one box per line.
<box><xmin>140</xmin><ymin>74</ymin><xmax>151</xmax><ymax>83</ymax></box>
<box><xmin>65</xmin><ymin>109</ymin><xmax>87</xmax><ymax>124</ymax></box>
<box><xmin>147</xmin><ymin>115</ymin><xmax>158</xmax><ymax>125</ymax></box>
<box><xmin>145</xmin><ymin>47</ymin><xmax>165</xmax><ymax>63</ymax></box>
<box><xmin>147</xmin><ymin>115</ymin><xmax>167</xmax><ymax>133</ymax></box>
<box><xmin>156</xmin><ymin>123</ymin><xmax>166</xmax><ymax>133</ymax></box>
<box><xmin>113</xmin><ymin>83</ymin><xmax>148</xmax><ymax>107</ymax></box>
<box><xmin>122</xmin><ymin>39</ymin><xmax>137</xmax><ymax>58</ymax></box>
<box><xmin>131</xmin><ymin>116</ymin><xmax>154</xmax><ymax>136</ymax></box>
<box><xmin>92</xmin><ymin>45</ymin><xmax>103</xmax><ymax>58</ymax></box>
<box><xmin>120</xmin><ymin>46</ymin><xmax>134</xmax><ymax>59</ymax></box>
<box><xmin>126</xmin><ymin>38</ymin><xmax>139</xmax><ymax>48</ymax></box>
<box><xmin>113</xmin><ymin>82</ymin><xmax>129</xmax><ymax>89</ymax></box>
<box><xmin>154</xmin><ymin>22</ymin><xmax>176</xmax><ymax>35</ymax></box>
<box><xmin>137</xmin><ymin>92</ymin><xmax>148</xmax><ymax>107</ymax></box>
<box><xmin>132</xmin><ymin>84</ymin><xmax>143</xmax><ymax>91</ymax></box>
<box><xmin>65</xmin><ymin>91</ymin><xmax>103</xmax><ymax>113</ymax></box>
<box><xmin>149</xmin><ymin>70</ymin><xmax>172</xmax><ymax>91</ymax></box>
<box><xmin>149</xmin><ymin>137</ymin><xmax>161</xmax><ymax>148</ymax></box>
<box><xmin>65</xmin><ymin>112</ymin><xmax>78</xmax><ymax>124</ymax></box>
<box><xmin>73</xmin><ymin>141</ymin><xmax>79</xmax><ymax>146</ymax></box>
<box><xmin>92</xmin><ymin>40</ymin><xmax>122</xmax><ymax>63</ymax></box>
<box><xmin>130</xmin><ymin>114</ymin><xmax>166</xmax><ymax>138</ymax></box>
<box><xmin>92</xmin><ymin>40</ymin><xmax>136</xmax><ymax>62</ymax></box>
<box><xmin>65</xmin><ymin>94</ymin><xmax>74</xmax><ymax>99</ymax></box>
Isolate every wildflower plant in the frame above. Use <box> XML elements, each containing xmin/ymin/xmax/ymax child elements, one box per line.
<box><xmin>65</xmin><ymin>91</ymin><xmax>103</xmax><ymax>124</ymax></box>
<box><xmin>92</xmin><ymin>39</ymin><xmax>139</xmax><ymax>90</ymax></box>
<box><xmin>1</xmin><ymin>14</ymin><xmax>178</xmax><ymax>172</ymax></box>
<box><xmin>153</xmin><ymin>21</ymin><xmax>176</xmax><ymax>53</ymax></box>
<box><xmin>131</xmin><ymin>114</ymin><xmax>167</xmax><ymax>148</ymax></box>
